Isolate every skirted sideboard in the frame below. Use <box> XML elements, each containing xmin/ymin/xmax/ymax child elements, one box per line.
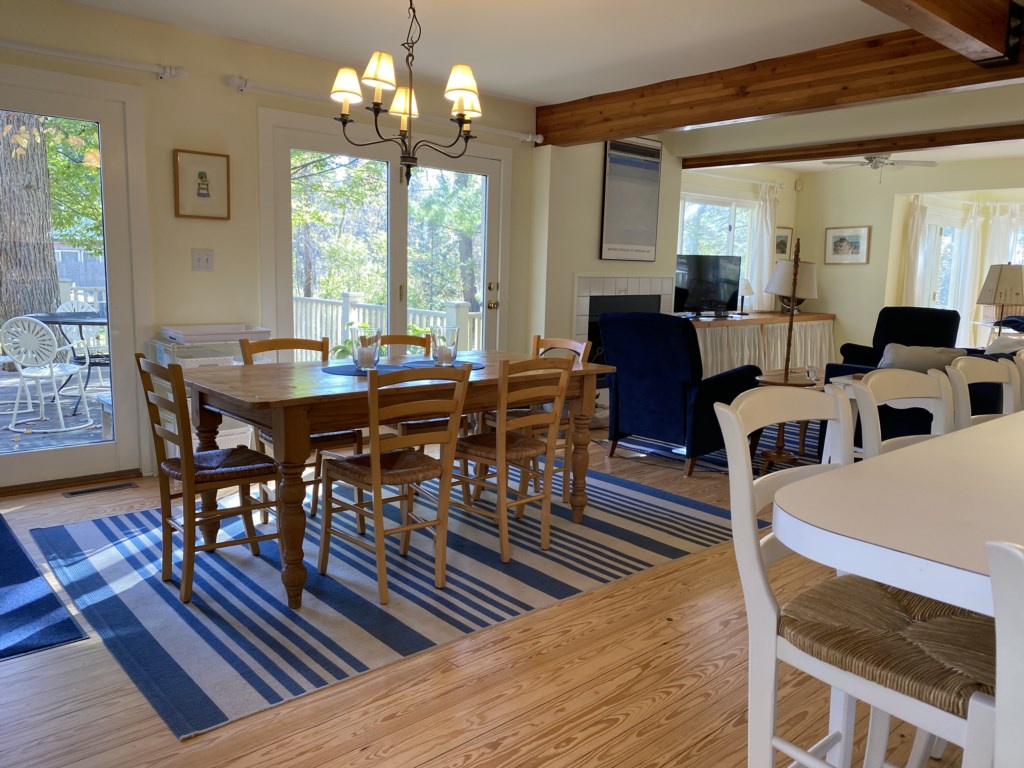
<box><xmin>687</xmin><ymin>311</ymin><xmax>835</xmax><ymax>377</ymax></box>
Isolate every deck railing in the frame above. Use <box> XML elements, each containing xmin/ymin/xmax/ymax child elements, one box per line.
<box><xmin>293</xmin><ymin>293</ymin><xmax>482</xmax><ymax>353</ymax></box>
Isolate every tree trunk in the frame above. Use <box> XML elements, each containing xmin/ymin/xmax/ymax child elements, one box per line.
<box><xmin>454</xmin><ymin>175</ymin><xmax>480</xmax><ymax>311</ymax></box>
<box><xmin>0</xmin><ymin>110</ymin><xmax>59</xmax><ymax>320</ymax></box>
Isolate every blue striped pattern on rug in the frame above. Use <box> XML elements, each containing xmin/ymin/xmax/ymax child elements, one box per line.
<box><xmin>30</xmin><ymin>469</ymin><xmax>731</xmax><ymax>740</ymax></box>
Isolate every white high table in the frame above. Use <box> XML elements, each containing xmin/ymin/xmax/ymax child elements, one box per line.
<box><xmin>773</xmin><ymin>411</ymin><xmax>1024</xmax><ymax>616</ymax></box>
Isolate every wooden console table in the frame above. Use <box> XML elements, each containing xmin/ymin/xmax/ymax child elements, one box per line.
<box><xmin>684</xmin><ymin>311</ymin><xmax>835</xmax><ymax>377</ymax></box>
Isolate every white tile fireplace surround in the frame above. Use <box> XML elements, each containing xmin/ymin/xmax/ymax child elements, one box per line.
<box><xmin>573</xmin><ymin>276</ymin><xmax>675</xmax><ymax>341</ymax></box>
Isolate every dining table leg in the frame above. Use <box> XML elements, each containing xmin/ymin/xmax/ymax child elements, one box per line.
<box><xmin>273</xmin><ymin>409</ymin><xmax>311</xmax><ymax>609</ymax></box>
<box><xmin>192</xmin><ymin>404</ymin><xmax>224</xmax><ymax>546</ymax></box>
<box><xmin>567</xmin><ymin>374</ymin><xmax>597</xmax><ymax>524</ymax></box>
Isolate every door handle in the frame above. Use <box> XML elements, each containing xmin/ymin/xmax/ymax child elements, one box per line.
<box><xmin>487</xmin><ymin>300</ymin><xmax>499</xmax><ymax>310</ymax></box>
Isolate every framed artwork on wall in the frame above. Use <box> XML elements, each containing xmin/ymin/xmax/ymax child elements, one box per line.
<box><xmin>599</xmin><ymin>138</ymin><xmax>662</xmax><ymax>261</ymax></box>
<box><xmin>174</xmin><ymin>149</ymin><xmax>231</xmax><ymax>220</ymax></box>
<box><xmin>824</xmin><ymin>225</ymin><xmax>870</xmax><ymax>264</ymax></box>
<box><xmin>775</xmin><ymin>227</ymin><xmax>793</xmax><ymax>258</ymax></box>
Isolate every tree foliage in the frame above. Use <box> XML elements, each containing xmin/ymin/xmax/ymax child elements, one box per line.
<box><xmin>290</xmin><ymin>150</ymin><xmax>484</xmax><ymax>316</ymax></box>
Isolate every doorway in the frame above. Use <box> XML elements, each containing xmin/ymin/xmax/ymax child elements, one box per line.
<box><xmin>0</xmin><ymin>66</ymin><xmax>145</xmax><ymax>486</ymax></box>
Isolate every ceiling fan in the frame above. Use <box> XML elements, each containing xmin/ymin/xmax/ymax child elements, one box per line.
<box><xmin>821</xmin><ymin>153</ymin><xmax>938</xmax><ymax>170</ymax></box>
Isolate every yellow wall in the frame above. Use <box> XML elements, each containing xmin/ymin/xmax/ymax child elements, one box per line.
<box><xmin>1</xmin><ymin>0</ymin><xmax>537</xmax><ymax>346</ymax></box>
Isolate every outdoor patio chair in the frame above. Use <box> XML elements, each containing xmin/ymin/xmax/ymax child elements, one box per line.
<box><xmin>0</xmin><ymin>316</ymin><xmax>93</xmax><ymax>433</ymax></box>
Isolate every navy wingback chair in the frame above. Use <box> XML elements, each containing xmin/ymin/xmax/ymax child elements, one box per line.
<box><xmin>599</xmin><ymin>312</ymin><xmax>762</xmax><ymax>477</ymax></box>
<box><xmin>838</xmin><ymin>306</ymin><xmax>961</xmax><ymax>367</ymax></box>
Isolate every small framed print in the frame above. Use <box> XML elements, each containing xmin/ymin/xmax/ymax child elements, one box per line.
<box><xmin>775</xmin><ymin>227</ymin><xmax>793</xmax><ymax>258</ymax></box>
<box><xmin>174</xmin><ymin>149</ymin><xmax>230</xmax><ymax>220</ymax></box>
<box><xmin>825</xmin><ymin>225</ymin><xmax>870</xmax><ymax>264</ymax></box>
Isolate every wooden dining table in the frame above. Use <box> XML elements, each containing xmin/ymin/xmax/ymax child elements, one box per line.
<box><xmin>773</xmin><ymin>410</ymin><xmax>1024</xmax><ymax>616</ymax></box>
<box><xmin>183</xmin><ymin>351</ymin><xmax>614</xmax><ymax>608</ymax></box>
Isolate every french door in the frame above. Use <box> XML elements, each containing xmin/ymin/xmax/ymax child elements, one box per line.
<box><xmin>261</xmin><ymin>111</ymin><xmax>504</xmax><ymax>352</ymax></box>
<box><xmin>0</xmin><ymin>66</ymin><xmax>143</xmax><ymax>486</ymax></box>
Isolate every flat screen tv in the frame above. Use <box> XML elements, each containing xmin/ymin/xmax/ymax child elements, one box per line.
<box><xmin>674</xmin><ymin>254</ymin><xmax>742</xmax><ymax>312</ymax></box>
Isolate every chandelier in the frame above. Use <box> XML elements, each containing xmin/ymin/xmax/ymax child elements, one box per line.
<box><xmin>329</xmin><ymin>0</ymin><xmax>482</xmax><ymax>183</ymax></box>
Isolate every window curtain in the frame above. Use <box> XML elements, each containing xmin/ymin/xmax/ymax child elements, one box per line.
<box><xmin>901</xmin><ymin>195</ymin><xmax>929</xmax><ymax>305</ymax></box>
<box><xmin>987</xmin><ymin>203</ymin><xmax>1023</xmax><ymax>265</ymax></box>
<box><xmin>952</xmin><ymin>203</ymin><xmax>985</xmax><ymax>347</ymax></box>
<box><xmin>749</xmin><ymin>182</ymin><xmax>781</xmax><ymax>312</ymax></box>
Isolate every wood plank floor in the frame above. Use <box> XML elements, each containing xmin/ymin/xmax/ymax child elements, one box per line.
<box><xmin>0</xmin><ymin>439</ymin><xmax>960</xmax><ymax>767</ymax></box>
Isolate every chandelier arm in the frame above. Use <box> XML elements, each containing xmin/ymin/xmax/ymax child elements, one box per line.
<box><xmin>413</xmin><ymin>137</ymin><xmax>472</xmax><ymax>162</ymax></box>
<box><xmin>336</xmin><ymin>117</ymin><xmax>408</xmax><ymax>152</ymax></box>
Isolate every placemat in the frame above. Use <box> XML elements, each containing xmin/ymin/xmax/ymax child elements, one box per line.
<box><xmin>321</xmin><ymin>364</ymin><xmax>404</xmax><ymax>376</ymax></box>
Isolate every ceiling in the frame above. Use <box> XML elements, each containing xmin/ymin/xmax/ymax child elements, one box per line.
<box><xmin>69</xmin><ymin>0</ymin><xmax>907</xmax><ymax>106</ymax></box>
<box><xmin>771</xmin><ymin>140</ymin><xmax>1024</xmax><ymax>173</ymax></box>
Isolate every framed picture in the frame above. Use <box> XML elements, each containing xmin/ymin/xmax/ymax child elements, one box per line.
<box><xmin>174</xmin><ymin>149</ymin><xmax>231</xmax><ymax>220</ymax></box>
<box><xmin>600</xmin><ymin>138</ymin><xmax>662</xmax><ymax>261</ymax></box>
<box><xmin>824</xmin><ymin>225</ymin><xmax>870</xmax><ymax>264</ymax></box>
<box><xmin>775</xmin><ymin>227</ymin><xmax>793</xmax><ymax>258</ymax></box>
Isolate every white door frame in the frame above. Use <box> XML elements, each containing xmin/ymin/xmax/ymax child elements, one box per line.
<box><xmin>257</xmin><ymin>107</ymin><xmax>510</xmax><ymax>349</ymax></box>
<box><xmin>0</xmin><ymin>63</ymin><xmax>152</xmax><ymax>484</ymax></box>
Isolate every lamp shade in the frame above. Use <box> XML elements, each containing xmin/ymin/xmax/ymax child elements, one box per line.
<box><xmin>389</xmin><ymin>87</ymin><xmax>419</xmax><ymax>118</ymax></box>
<box><xmin>362</xmin><ymin>51</ymin><xmax>397</xmax><ymax>91</ymax></box>
<box><xmin>444</xmin><ymin>64</ymin><xmax>479</xmax><ymax>101</ymax></box>
<box><xmin>977</xmin><ymin>263</ymin><xmax>1024</xmax><ymax>306</ymax></box>
<box><xmin>738</xmin><ymin>278</ymin><xmax>754</xmax><ymax>298</ymax></box>
<box><xmin>330</xmin><ymin>67</ymin><xmax>364</xmax><ymax>105</ymax></box>
<box><xmin>451</xmin><ymin>93</ymin><xmax>482</xmax><ymax>119</ymax></box>
<box><xmin>765</xmin><ymin>260</ymin><xmax>818</xmax><ymax>300</ymax></box>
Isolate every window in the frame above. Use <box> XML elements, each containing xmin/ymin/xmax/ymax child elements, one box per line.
<box><xmin>1013</xmin><ymin>225</ymin><xmax>1024</xmax><ymax>264</ymax></box>
<box><xmin>678</xmin><ymin>195</ymin><xmax>754</xmax><ymax>273</ymax></box>
<box><xmin>921</xmin><ymin>208</ymin><xmax>966</xmax><ymax>309</ymax></box>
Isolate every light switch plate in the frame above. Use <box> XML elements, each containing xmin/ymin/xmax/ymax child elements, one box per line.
<box><xmin>191</xmin><ymin>248</ymin><xmax>214</xmax><ymax>272</ymax></box>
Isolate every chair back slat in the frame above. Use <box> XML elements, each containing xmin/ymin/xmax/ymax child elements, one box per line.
<box><xmin>136</xmin><ymin>353</ymin><xmax>195</xmax><ymax>475</ymax></box>
<box><xmin>240</xmin><ymin>336</ymin><xmax>329</xmax><ymax>364</ymax></box>
<box><xmin>533</xmin><ymin>336</ymin><xmax>591</xmax><ymax>369</ymax></box>
<box><xmin>381</xmin><ymin>333</ymin><xmax>431</xmax><ymax>357</ymax></box>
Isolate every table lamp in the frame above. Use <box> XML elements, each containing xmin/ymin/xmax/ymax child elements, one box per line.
<box><xmin>977</xmin><ymin>263</ymin><xmax>1024</xmax><ymax>337</ymax></box>
<box><xmin>765</xmin><ymin>257</ymin><xmax>817</xmax><ymax>313</ymax></box>
<box><xmin>736</xmin><ymin>278</ymin><xmax>754</xmax><ymax>315</ymax></box>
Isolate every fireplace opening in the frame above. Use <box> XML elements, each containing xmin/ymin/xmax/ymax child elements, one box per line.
<box><xmin>587</xmin><ymin>294</ymin><xmax>661</xmax><ymax>376</ymax></box>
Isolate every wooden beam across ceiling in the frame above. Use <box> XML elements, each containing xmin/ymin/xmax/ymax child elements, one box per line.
<box><xmin>677</xmin><ymin>123</ymin><xmax>1024</xmax><ymax>169</ymax></box>
<box><xmin>860</xmin><ymin>0</ymin><xmax>1017</xmax><ymax>65</ymax></box>
<box><xmin>535</xmin><ymin>30</ymin><xmax>1024</xmax><ymax>148</ymax></box>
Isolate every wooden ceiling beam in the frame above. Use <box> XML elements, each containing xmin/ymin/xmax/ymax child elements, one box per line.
<box><xmin>677</xmin><ymin>123</ymin><xmax>1024</xmax><ymax>169</ymax></box>
<box><xmin>535</xmin><ymin>30</ymin><xmax>1024</xmax><ymax>148</ymax></box>
<box><xmin>859</xmin><ymin>0</ymin><xmax>1018</xmax><ymax>65</ymax></box>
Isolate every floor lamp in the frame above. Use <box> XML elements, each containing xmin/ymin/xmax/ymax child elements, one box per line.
<box><xmin>977</xmin><ymin>263</ymin><xmax>1024</xmax><ymax>337</ymax></box>
<box><xmin>765</xmin><ymin>240</ymin><xmax>818</xmax><ymax>383</ymax></box>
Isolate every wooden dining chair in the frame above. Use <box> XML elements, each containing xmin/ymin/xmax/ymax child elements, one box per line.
<box><xmin>715</xmin><ymin>385</ymin><xmax>996</xmax><ymax>768</ymax></box>
<box><xmin>849</xmin><ymin>367</ymin><xmax>954</xmax><ymax>458</ymax></box>
<box><xmin>532</xmin><ymin>336</ymin><xmax>590</xmax><ymax>502</ymax></box>
<box><xmin>318</xmin><ymin>365</ymin><xmax>470</xmax><ymax>605</ymax></box>
<box><xmin>946</xmin><ymin>356</ymin><xmax>1020</xmax><ymax>430</ymax></box>
<box><xmin>239</xmin><ymin>336</ymin><xmax>363</xmax><ymax>519</ymax></box>
<box><xmin>136</xmin><ymin>353</ymin><xmax>281</xmax><ymax>603</ymax></box>
<box><xmin>379</xmin><ymin>332</ymin><xmax>430</xmax><ymax>358</ymax></box>
<box><xmin>986</xmin><ymin>540</ymin><xmax>1024</xmax><ymax>768</ymax></box>
<box><xmin>452</xmin><ymin>356</ymin><xmax>571</xmax><ymax>563</ymax></box>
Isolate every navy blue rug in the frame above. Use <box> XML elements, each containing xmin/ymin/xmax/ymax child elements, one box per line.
<box><xmin>31</xmin><ymin>469</ymin><xmax>732</xmax><ymax>739</ymax></box>
<box><xmin>0</xmin><ymin>514</ymin><xmax>85</xmax><ymax>661</ymax></box>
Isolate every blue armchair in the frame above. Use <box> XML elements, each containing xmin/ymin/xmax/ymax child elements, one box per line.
<box><xmin>838</xmin><ymin>306</ymin><xmax>961</xmax><ymax>367</ymax></box>
<box><xmin>599</xmin><ymin>312</ymin><xmax>762</xmax><ymax>476</ymax></box>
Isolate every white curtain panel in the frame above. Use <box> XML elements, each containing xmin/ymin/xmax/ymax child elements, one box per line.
<box><xmin>953</xmin><ymin>203</ymin><xmax>986</xmax><ymax>347</ymax></box>
<box><xmin>749</xmin><ymin>182</ymin><xmax>781</xmax><ymax>312</ymax></box>
<box><xmin>901</xmin><ymin>194</ymin><xmax>930</xmax><ymax>306</ymax></box>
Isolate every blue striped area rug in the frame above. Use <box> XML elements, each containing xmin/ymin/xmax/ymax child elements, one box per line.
<box><xmin>30</xmin><ymin>469</ymin><xmax>731</xmax><ymax>740</ymax></box>
<box><xmin>609</xmin><ymin>420</ymin><xmax>821</xmax><ymax>473</ymax></box>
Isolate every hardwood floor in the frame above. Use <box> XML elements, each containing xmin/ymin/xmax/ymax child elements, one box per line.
<box><xmin>0</xmin><ymin>440</ymin><xmax>958</xmax><ymax>767</ymax></box>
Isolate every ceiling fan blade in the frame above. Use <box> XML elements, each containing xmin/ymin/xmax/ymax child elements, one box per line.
<box><xmin>891</xmin><ymin>160</ymin><xmax>938</xmax><ymax>167</ymax></box>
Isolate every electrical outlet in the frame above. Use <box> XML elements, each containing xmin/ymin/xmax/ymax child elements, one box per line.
<box><xmin>191</xmin><ymin>248</ymin><xmax>214</xmax><ymax>272</ymax></box>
